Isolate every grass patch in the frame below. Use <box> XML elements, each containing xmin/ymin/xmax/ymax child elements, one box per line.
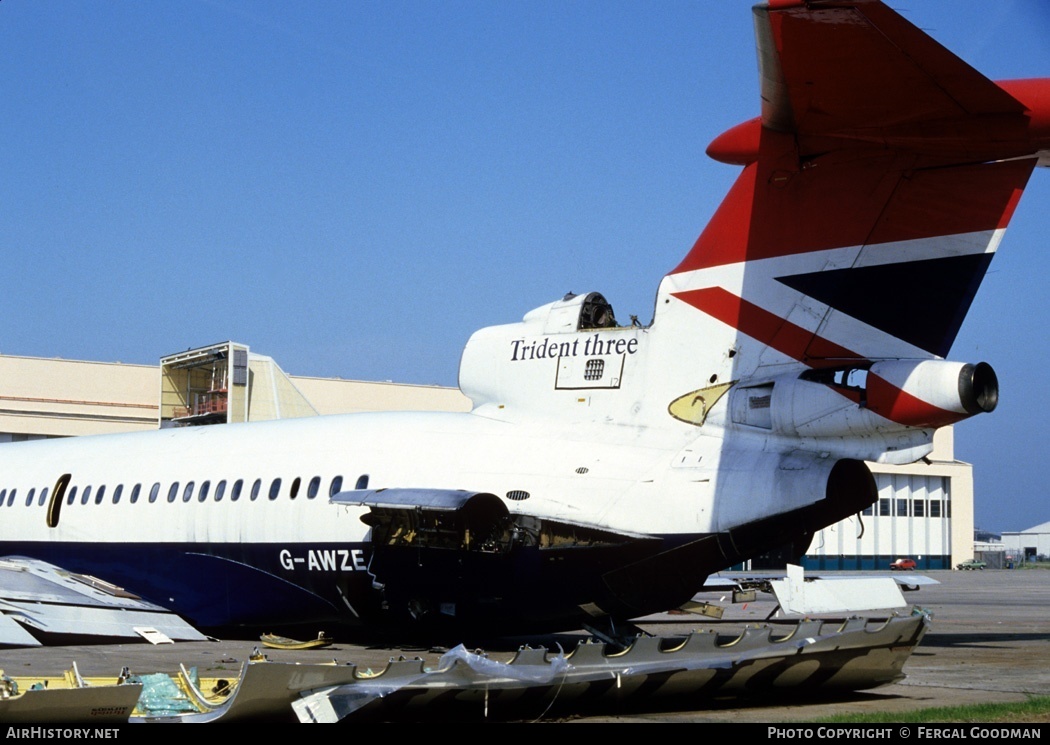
<box><xmin>813</xmin><ymin>696</ymin><xmax>1050</xmax><ymax>723</ymax></box>
<box><xmin>1017</xmin><ymin>562</ymin><xmax>1050</xmax><ymax>570</ymax></box>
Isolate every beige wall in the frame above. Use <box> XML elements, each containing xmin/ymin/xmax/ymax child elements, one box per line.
<box><xmin>0</xmin><ymin>353</ymin><xmax>470</xmax><ymax>438</ymax></box>
<box><xmin>291</xmin><ymin>376</ymin><xmax>471</xmax><ymax>415</ymax></box>
<box><xmin>0</xmin><ymin>355</ymin><xmax>158</xmax><ymax>436</ymax></box>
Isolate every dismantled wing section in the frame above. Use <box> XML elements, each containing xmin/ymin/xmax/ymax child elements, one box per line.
<box><xmin>0</xmin><ymin>557</ymin><xmax>208</xmax><ymax>647</ymax></box>
<box><xmin>669</xmin><ymin>0</ymin><xmax>1049</xmax><ymax>368</ymax></box>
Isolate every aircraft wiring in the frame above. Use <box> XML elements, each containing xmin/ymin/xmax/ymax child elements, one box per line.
<box><xmin>527</xmin><ymin>643</ymin><xmax>571</xmax><ymax>723</ymax></box>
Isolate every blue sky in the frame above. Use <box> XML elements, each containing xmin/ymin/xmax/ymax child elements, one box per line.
<box><xmin>1</xmin><ymin>1</ymin><xmax>1048</xmax><ymax>533</ymax></box>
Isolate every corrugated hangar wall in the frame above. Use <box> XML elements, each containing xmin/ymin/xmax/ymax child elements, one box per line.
<box><xmin>0</xmin><ymin>351</ymin><xmax>970</xmax><ymax>568</ymax></box>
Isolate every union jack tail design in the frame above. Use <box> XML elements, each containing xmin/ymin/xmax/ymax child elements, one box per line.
<box><xmin>657</xmin><ymin>0</ymin><xmax>1049</xmax><ymax>392</ymax></box>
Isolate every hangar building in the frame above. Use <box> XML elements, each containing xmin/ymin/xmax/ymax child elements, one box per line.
<box><xmin>1001</xmin><ymin>522</ymin><xmax>1050</xmax><ymax>561</ymax></box>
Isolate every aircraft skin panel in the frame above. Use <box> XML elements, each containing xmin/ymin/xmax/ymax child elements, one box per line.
<box><xmin>0</xmin><ymin>612</ymin><xmax>43</xmax><ymax>647</ymax></box>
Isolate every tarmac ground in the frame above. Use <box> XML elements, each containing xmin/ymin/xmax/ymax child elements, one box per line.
<box><xmin>1</xmin><ymin>568</ymin><xmax>1048</xmax><ymax>723</ymax></box>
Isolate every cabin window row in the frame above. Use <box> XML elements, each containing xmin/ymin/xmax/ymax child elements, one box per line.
<box><xmin>0</xmin><ymin>475</ymin><xmax>352</xmax><ymax>507</ymax></box>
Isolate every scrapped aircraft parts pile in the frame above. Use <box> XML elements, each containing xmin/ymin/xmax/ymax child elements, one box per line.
<box><xmin>0</xmin><ymin>611</ymin><xmax>929</xmax><ymax>722</ymax></box>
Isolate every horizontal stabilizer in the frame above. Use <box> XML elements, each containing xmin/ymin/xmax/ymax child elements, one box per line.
<box><xmin>757</xmin><ymin>0</ymin><xmax>1026</xmax><ymax>140</ymax></box>
<box><xmin>769</xmin><ymin>564</ymin><xmax>906</xmax><ymax>614</ymax></box>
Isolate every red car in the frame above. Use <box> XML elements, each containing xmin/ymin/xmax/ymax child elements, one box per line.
<box><xmin>890</xmin><ymin>558</ymin><xmax>917</xmax><ymax>571</ymax></box>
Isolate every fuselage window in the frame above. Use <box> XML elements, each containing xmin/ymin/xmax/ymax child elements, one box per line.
<box><xmin>250</xmin><ymin>479</ymin><xmax>261</xmax><ymax>501</ymax></box>
<box><xmin>0</xmin><ymin>489</ymin><xmax>7</xmax><ymax>506</ymax></box>
<box><xmin>307</xmin><ymin>476</ymin><xmax>321</xmax><ymax>499</ymax></box>
<box><xmin>355</xmin><ymin>474</ymin><xmax>369</xmax><ymax>490</ymax></box>
<box><xmin>25</xmin><ymin>488</ymin><xmax>35</xmax><ymax>507</ymax></box>
<box><xmin>7</xmin><ymin>489</ymin><xmax>16</xmax><ymax>507</ymax></box>
<box><xmin>182</xmin><ymin>481</ymin><xmax>195</xmax><ymax>503</ymax></box>
<box><xmin>38</xmin><ymin>487</ymin><xmax>48</xmax><ymax>507</ymax></box>
<box><xmin>329</xmin><ymin>475</ymin><xmax>343</xmax><ymax>497</ymax></box>
<box><xmin>95</xmin><ymin>485</ymin><xmax>106</xmax><ymax>505</ymax></box>
<box><xmin>167</xmin><ymin>482</ymin><xmax>180</xmax><ymax>503</ymax></box>
<box><xmin>214</xmin><ymin>480</ymin><xmax>226</xmax><ymax>502</ymax></box>
<box><xmin>81</xmin><ymin>486</ymin><xmax>91</xmax><ymax>505</ymax></box>
<box><xmin>289</xmin><ymin>477</ymin><xmax>300</xmax><ymax>500</ymax></box>
<box><xmin>67</xmin><ymin>486</ymin><xmax>77</xmax><ymax>505</ymax></box>
<box><xmin>129</xmin><ymin>484</ymin><xmax>142</xmax><ymax>504</ymax></box>
<box><xmin>231</xmin><ymin>479</ymin><xmax>243</xmax><ymax>502</ymax></box>
<box><xmin>149</xmin><ymin>482</ymin><xmax>161</xmax><ymax>503</ymax></box>
<box><xmin>112</xmin><ymin>485</ymin><xmax>123</xmax><ymax>504</ymax></box>
<box><xmin>268</xmin><ymin>478</ymin><xmax>281</xmax><ymax>501</ymax></box>
<box><xmin>198</xmin><ymin>481</ymin><xmax>211</xmax><ymax>502</ymax></box>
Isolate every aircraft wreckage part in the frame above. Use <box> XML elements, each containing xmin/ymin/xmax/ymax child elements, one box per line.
<box><xmin>597</xmin><ymin>459</ymin><xmax>877</xmax><ymax>618</ymax></box>
<box><xmin>111</xmin><ymin>613</ymin><xmax>929</xmax><ymax>722</ymax></box>
<box><xmin>334</xmin><ymin>488</ymin><xmax>506</xmax><ymax>513</ymax></box>
<box><xmin>769</xmin><ymin>566</ymin><xmax>908</xmax><ymax>615</ymax></box>
<box><xmin>0</xmin><ymin>680</ymin><xmax>144</xmax><ymax>724</ymax></box>
<box><xmin>282</xmin><ymin>612</ymin><xmax>928</xmax><ymax>723</ymax></box>
<box><xmin>3</xmin><ymin>613</ymin><xmax>929</xmax><ymax>722</ymax></box>
<box><xmin>0</xmin><ymin>557</ymin><xmax>208</xmax><ymax>646</ymax></box>
<box><xmin>0</xmin><ymin>546</ymin><xmax>347</xmax><ymax>633</ymax></box>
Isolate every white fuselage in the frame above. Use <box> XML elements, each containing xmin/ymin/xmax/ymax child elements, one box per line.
<box><xmin>0</xmin><ymin>410</ymin><xmax>715</xmax><ymax>547</ymax></box>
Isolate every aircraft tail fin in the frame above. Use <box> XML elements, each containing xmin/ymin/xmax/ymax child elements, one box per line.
<box><xmin>659</xmin><ymin>0</ymin><xmax>1049</xmax><ymax>372</ymax></box>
